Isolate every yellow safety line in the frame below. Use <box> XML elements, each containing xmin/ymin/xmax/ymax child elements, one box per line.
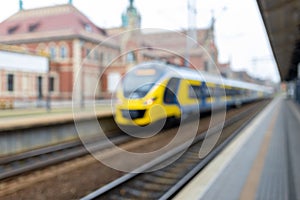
<box><xmin>239</xmin><ymin>104</ymin><xmax>280</xmax><ymax>200</ymax></box>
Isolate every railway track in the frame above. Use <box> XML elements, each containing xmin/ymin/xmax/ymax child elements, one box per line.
<box><xmin>81</xmin><ymin>100</ymin><xmax>270</xmax><ymax>200</ymax></box>
<box><xmin>0</xmin><ymin>134</ymin><xmax>129</xmax><ymax>180</ymax></box>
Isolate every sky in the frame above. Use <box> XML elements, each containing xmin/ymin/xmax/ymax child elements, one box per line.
<box><xmin>0</xmin><ymin>0</ymin><xmax>280</xmax><ymax>82</ymax></box>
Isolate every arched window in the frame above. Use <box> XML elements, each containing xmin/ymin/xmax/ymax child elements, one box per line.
<box><xmin>94</xmin><ymin>50</ymin><xmax>99</xmax><ymax>61</ymax></box>
<box><xmin>126</xmin><ymin>52</ymin><xmax>135</xmax><ymax>63</ymax></box>
<box><xmin>86</xmin><ymin>48</ymin><xmax>91</xmax><ymax>59</ymax></box>
<box><xmin>49</xmin><ymin>46</ymin><xmax>56</xmax><ymax>59</ymax></box>
<box><xmin>84</xmin><ymin>24</ymin><xmax>92</xmax><ymax>32</ymax></box>
<box><xmin>60</xmin><ymin>46</ymin><xmax>68</xmax><ymax>59</ymax></box>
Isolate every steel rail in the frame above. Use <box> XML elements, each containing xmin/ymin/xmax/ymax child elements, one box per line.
<box><xmin>0</xmin><ymin>135</ymin><xmax>129</xmax><ymax>180</ymax></box>
<box><xmin>81</xmin><ymin>101</ymin><xmax>268</xmax><ymax>200</ymax></box>
<box><xmin>159</xmin><ymin>103</ymin><xmax>261</xmax><ymax>199</ymax></box>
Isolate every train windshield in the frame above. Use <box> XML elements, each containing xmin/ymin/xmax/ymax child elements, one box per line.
<box><xmin>123</xmin><ymin>65</ymin><xmax>164</xmax><ymax>98</ymax></box>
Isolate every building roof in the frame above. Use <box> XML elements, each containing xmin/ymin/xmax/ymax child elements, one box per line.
<box><xmin>142</xmin><ymin>29</ymin><xmax>209</xmax><ymax>49</ymax></box>
<box><xmin>138</xmin><ymin>29</ymin><xmax>210</xmax><ymax>59</ymax></box>
<box><xmin>0</xmin><ymin>4</ymin><xmax>111</xmax><ymax>44</ymax></box>
<box><xmin>256</xmin><ymin>0</ymin><xmax>299</xmax><ymax>81</ymax></box>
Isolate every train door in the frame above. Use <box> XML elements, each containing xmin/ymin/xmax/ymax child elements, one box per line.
<box><xmin>164</xmin><ymin>78</ymin><xmax>180</xmax><ymax>105</ymax></box>
<box><xmin>163</xmin><ymin>78</ymin><xmax>181</xmax><ymax>118</ymax></box>
<box><xmin>201</xmin><ymin>82</ymin><xmax>208</xmax><ymax>106</ymax></box>
<box><xmin>214</xmin><ymin>85</ymin><xmax>222</xmax><ymax>103</ymax></box>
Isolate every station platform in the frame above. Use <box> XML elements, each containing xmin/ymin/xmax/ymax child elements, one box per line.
<box><xmin>0</xmin><ymin>102</ymin><xmax>115</xmax><ymax>156</ymax></box>
<box><xmin>174</xmin><ymin>96</ymin><xmax>300</xmax><ymax>200</ymax></box>
<box><xmin>0</xmin><ymin>103</ymin><xmax>112</xmax><ymax>131</ymax></box>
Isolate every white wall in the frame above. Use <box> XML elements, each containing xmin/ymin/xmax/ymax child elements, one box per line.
<box><xmin>108</xmin><ymin>73</ymin><xmax>121</xmax><ymax>92</ymax></box>
<box><xmin>0</xmin><ymin>50</ymin><xmax>48</xmax><ymax>73</ymax></box>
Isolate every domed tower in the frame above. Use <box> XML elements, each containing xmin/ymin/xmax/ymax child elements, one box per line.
<box><xmin>121</xmin><ymin>0</ymin><xmax>141</xmax><ymax>29</ymax></box>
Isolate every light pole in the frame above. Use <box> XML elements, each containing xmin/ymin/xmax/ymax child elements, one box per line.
<box><xmin>185</xmin><ymin>0</ymin><xmax>197</xmax><ymax>67</ymax></box>
<box><xmin>46</xmin><ymin>59</ymin><xmax>51</xmax><ymax>111</ymax></box>
<box><xmin>79</xmin><ymin>40</ymin><xmax>85</xmax><ymax>108</ymax></box>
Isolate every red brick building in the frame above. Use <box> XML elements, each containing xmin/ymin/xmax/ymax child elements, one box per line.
<box><xmin>0</xmin><ymin>4</ymin><xmax>124</xmax><ymax>105</ymax></box>
<box><xmin>109</xmin><ymin>0</ymin><xmax>221</xmax><ymax>74</ymax></box>
<box><xmin>0</xmin><ymin>1</ymin><xmax>228</xmax><ymax>105</ymax></box>
<box><xmin>0</xmin><ymin>45</ymin><xmax>49</xmax><ymax>108</ymax></box>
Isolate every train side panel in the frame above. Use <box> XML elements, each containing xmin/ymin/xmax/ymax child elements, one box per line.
<box><xmin>114</xmin><ymin>62</ymin><xmax>273</xmax><ymax>127</ymax></box>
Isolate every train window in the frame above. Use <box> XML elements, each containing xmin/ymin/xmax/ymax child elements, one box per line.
<box><xmin>201</xmin><ymin>84</ymin><xmax>211</xmax><ymax>98</ymax></box>
<box><xmin>225</xmin><ymin>88</ymin><xmax>239</xmax><ymax>96</ymax></box>
<box><xmin>239</xmin><ymin>89</ymin><xmax>245</xmax><ymax>96</ymax></box>
<box><xmin>209</xmin><ymin>87</ymin><xmax>215</xmax><ymax>97</ymax></box>
<box><xmin>225</xmin><ymin>88</ymin><xmax>230</xmax><ymax>96</ymax></box>
<box><xmin>123</xmin><ymin>66</ymin><xmax>164</xmax><ymax>98</ymax></box>
<box><xmin>230</xmin><ymin>88</ymin><xmax>242</xmax><ymax>96</ymax></box>
<box><xmin>235</xmin><ymin>89</ymin><xmax>241</xmax><ymax>96</ymax></box>
<box><xmin>164</xmin><ymin>78</ymin><xmax>180</xmax><ymax>104</ymax></box>
<box><xmin>245</xmin><ymin>89</ymin><xmax>251</xmax><ymax>96</ymax></box>
<box><xmin>214</xmin><ymin>86</ymin><xmax>224</xmax><ymax>97</ymax></box>
<box><xmin>233</xmin><ymin>89</ymin><xmax>238</xmax><ymax>96</ymax></box>
<box><xmin>227</xmin><ymin>90</ymin><xmax>230</xmax><ymax>96</ymax></box>
<box><xmin>189</xmin><ymin>85</ymin><xmax>202</xmax><ymax>99</ymax></box>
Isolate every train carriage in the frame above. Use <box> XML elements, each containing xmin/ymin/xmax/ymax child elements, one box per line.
<box><xmin>114</xmin><ymin>62</ymin><xmax>273</xmax><ymax>126</ymax></box>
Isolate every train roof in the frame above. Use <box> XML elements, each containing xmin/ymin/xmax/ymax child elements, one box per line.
<box><xmin>134</xmin><ymin>62</ymin><xmax>273</xmax><ymax>93</ymax></box>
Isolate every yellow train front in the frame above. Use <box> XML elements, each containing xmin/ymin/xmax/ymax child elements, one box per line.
<box><xmin>114</xmin><ymin>62</ymin><xmax>181</xmax><ymax>127</ymax></box>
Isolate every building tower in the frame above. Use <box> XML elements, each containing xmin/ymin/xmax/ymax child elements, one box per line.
<box><xmin>121</xmin><ymin>0</ymin><xmax>141</xmax><ymax>29</ymax></box>
<box><xmin>19</xmin><ymin>0</ymin><xmax>23</xmax><ymax>10</ymax></box>
<box><xmin>203</xmin><ymin>11</ymin><xmax>218</xmax><ymax>73</ymax></box>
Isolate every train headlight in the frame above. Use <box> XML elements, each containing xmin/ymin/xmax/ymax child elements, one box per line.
<box><xmin>144</xmin><ymin>97</ymin><xmax>156</xmax><ymax>106</ymax></box>
<box><xmin>116</xmin><ymin>98</ymin><xmax>123</xmax><ymax>105</ymax></box>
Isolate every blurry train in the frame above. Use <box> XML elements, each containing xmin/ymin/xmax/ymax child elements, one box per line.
<box><xmin>114</xmin><ymin>62</ymin><xmax>273</xmax><ymax>126</ymax></box>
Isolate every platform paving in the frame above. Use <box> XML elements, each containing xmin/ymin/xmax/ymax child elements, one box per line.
<box><xmin>174</xmin><ymin>96</ymin><xmax>300</xmax><ymax>200</ymax></box>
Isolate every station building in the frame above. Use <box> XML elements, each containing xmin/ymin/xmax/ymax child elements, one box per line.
<box><xmin>108</xmin><ymin>0</ymin><xmax>222</xmax><ymax>75</ymax></box>
<box><xmin>0</xmin><ymin>45</ymin><xmax>49</xmax><ymax>108</ymax></box>
<box><xmin>0</xmin><ymin>1</ymin><xmax>231</xmax><ymax>105</ymax></box>
<box><xmin>0</xmin><ymin>3</ymin><xmax>124</xmax><ymax>104</ymax></box>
